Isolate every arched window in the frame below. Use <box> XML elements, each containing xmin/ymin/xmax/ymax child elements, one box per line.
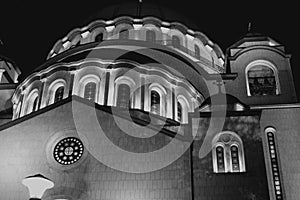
<box><xmin>172</xmin><ymin>35</ymin><xmax>180</xmax><ymax>48</ymax></box>
<box><xmin>265</xmin><ymin>127</ymin><xmax>283</xmax><ymax>200</ymax></box>
<box><xmin>119</xmin><ymin>29</ymin><xmax>129</xmax><ymax>40</ymax></box>
<box><xmin>246</xmin><ymin>61</ymin><xmax>279</xmax><ymax>96</ymax></box>
<box><xmin>194</xmin><ymin>45</ymin><xmax>200</xmax><ymax>59</ymax></box>
<box><xmin>212</xmin><ymin>131</ymin><xmax>245</xmax><ymax>173</ymax></box>
<box><xmin>230</xmin><ymin>145</ymin><xmax>240</xmax><ymax>172</ymax></box>
<box><xmin>116</xmin><ymin>84</ymin><xmax>131</xmax><ymax>108</ymax></box>
<box><xmin>54</xmin><ymin>86</ymin><xmax>64</xmax><ymax>103</ymax></box>
<box><xmin>84</xmin><ymin>82</ymin><xmax>97</xmax><ymax>102</ymax></box>
<box><xmin>177</xmin><ymin>95</ymin><xmax>190</xmax><ymax>123</ymax></box>
<box><xmin>177</xmin><ymin>101</ymin><xmax>182</xmax><ymax>122</ymax></box>
<box><xmin>216</xmin><ymin>146</ymin><xmax>225</xmax><ymax>172</ymax></box>
<box><xmin>95</xmin><ymin>33</ymin><xmax>103</xmax><ymax>42</ymax></box>
<box><xmin>15</xmin><ymin>102</ymin><xmax>22</xmax><ymax>118</ymax></box>
<box><xmin>150</xmin><ymin>90</ymin><xmax>160</xmax><ymax>115</ymax></box>
<box><xmin>32</xmin><ymin>96</ymin><xmax>38</xmax><ymax>112</ymax></box>
<box><xmin>26</xmin><ymin>90</ymin><xmax>39</xmax><ymax>115</ymax></box>
<box><xmin>146</xmin><ymin>30</ymin><xmax>156</xmax><ymax>42</ymax></box>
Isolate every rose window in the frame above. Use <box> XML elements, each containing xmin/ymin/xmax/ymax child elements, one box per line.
<box><xmin>53</xmin><ymin>137</ymin><xmax>84</xmax><ymax>165</ymax></box>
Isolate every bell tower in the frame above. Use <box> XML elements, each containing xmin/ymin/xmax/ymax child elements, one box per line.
<box><xmin>224</xmin><ymin>30</ymin><xmax>297</xmax><ymax>105</ymax></box>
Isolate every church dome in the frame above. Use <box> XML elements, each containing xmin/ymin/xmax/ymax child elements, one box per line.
<box><xmin>11</xmin><ymin>4</ymin><xmax>227</xmax><ymax>122</ymax></box>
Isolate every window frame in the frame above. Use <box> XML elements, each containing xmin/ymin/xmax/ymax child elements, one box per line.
<box><xmin>25</xmin><ymin>89</ymin><xmax>39</xmax><ymax>114</ymax></box>
<box><xmin>83</xmin><ymin>82</ymin><xmax>97</xmax><ymax>102</ymax></box>
<box><xmin>212</xmin><ymin>131</ymin><xmax>246</xmax><ymax>173</ymax></box>
<box><xmin>48</xmin><ymin>79</ymin><xmax>67</xmax><ymax>105</ymax></box>
<box><xmin>78</xmin><ymin>74</ymin><xmax>100</xmax><ymax>103</ymax></box>
<box><xmin>54</xmin><ymin>86</ymin><xmax>65</xmax><ymax>103</ymax></box>
<box><xmin>149</xmin><ymin>84</ymin><xmax>167</xmax><ymax>116</ymax></box>
<box><xmin>245</xmin><ymin>60</ymin><xmax>280</xmax><ymax>96</ymax></box>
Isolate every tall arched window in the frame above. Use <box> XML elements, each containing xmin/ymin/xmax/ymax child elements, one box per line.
<box><xmin>54</xmin><ymin>86</ymin><xmax>64</xmax><ymax>103</ymax></box>
<box><xmin>246</xmin><ymin>61</ymin><xmax>279</xmax><ymax>96</ymax></box>
<box><xmin>194</xmin><ymin>45</ymin><xmax>200</xmax><ymax>58</ymax></box>
<box><xmin>146</xmin><ymin>30</ymin><xmax>156</xmax><ymax>42</ymax></box>
<box><xmin>116</xmin><ymin>84</ymin><xmax>131</xmax><ymax>108</ymax></box>
<box><xmin>32</xmin><ymin>96</ymin><xmax>38</xmax><ymax>112</ymax></box>
<box><xmin>172</xmin><ymin>36</ymin><xmax>180</xmax><ymax>48</ymax></box>
<box><xmin>265</xmin><ymin>127</ymin><xmax>283</xmax><ymax>200</ymax></box>
<box><xmin>177</xmin><ymin>95</ymin><xmax>190</xmax><ymax>123</ymax></box>
<box><xmin>26</xmin><ymin>90</ymin><xmax>39</xmax><ymax>115</ymax></box>
<box><xmin>84</xmin><ymin>82</ymin><xmax>97</xmax><ymax>102</ymax></box>
<box><xmin>230</xmin><ymin>145</ymin><xmax>240</xmax><ymax>172</ymax></box>
<box><xmin>150</xmin><ymin>90</ymin><xmax>160</xmax><ymax>115</ymax></box>
<box><xmin>212</xmin><ymin>131</ymin><xmax>245</xmax><ymax>173</ymax></box>
<box><xmin>177</xmin><ymin>101</ymin><xmax>182</xmax><ymax>122</ymax></box>
<box><xmin>216</xmin><ymin>146</ymin><xmax>225</xmax><ymax>172</ymax></box>
<box><xmin>119</xmin><ymin>29</ymin><xmax>129</xmax><ymax>40</ymax></box>
<box><xmin>95</xmin><ymin>33</ymin><xmax>103</xmax><ymax>42</ymax></box>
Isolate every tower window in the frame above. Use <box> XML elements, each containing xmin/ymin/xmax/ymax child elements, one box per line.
<box><xmin>54</xmin><ymin>86</ymin><xmax>64</xmax><ymax>103</ymax></box>
<box><xmin>212</xmin><ymin>132</ymin><xmax>246</xmax><ymax>173</ymax></box>
<box><xmin>116</xmin><ymin>84</ymin><xmax>131</xmax><ymax>108</ymax></box>
<box><xmin>146</xmin><ymin>30</ymin><xmax>156</xmax><ymax>42</ymax></box>
<box><xmin>246</xmin><ymin>62</ymin><xmax>279</xmax><ymax>96</ymax></box>
<box><xmin>119</xmin><ymin>29</ymin><xmax>129</xmax><ymax>40</ymax></box>
<box><xmin>150</xmin><ymin>90</ymin><xmax>160</xmax><ymax>115</ymax></box>
<box><xmin>84</xmin><ymin>82</ymin><xmax>96</xmax><ymax>102</ymax></box>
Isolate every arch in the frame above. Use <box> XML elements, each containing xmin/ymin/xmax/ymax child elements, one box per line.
<box><xmin>90</xmin><ymin>27</ymin><xmax>107</xmax><ymax>42</ymax></box>
<box><xmin>169</xmin><ymin>28</ymin><xmax>186</xmax><ymax>48</ymax></box>
<box><xmin>141</xmin><ymin>24</ymin><xmax>163</xmax><ymax>41</ymax></box>
<box><xmin>149</xmin><ymin>83</ymin><xmax>167</xmax><ymax>116</ymax></box>
<box><xmin>177</xmin><ymin>95</ymin><xmax>190</xmax><ymax>123</ymax></box>
<box><xmin>48</xmin><ymin>79</ymin><xmax>67</xmax><ymax>105</ymax></box>
<box><xmin>54</xmin><ymin>86</ymin><xmax>64</xmax><ymax>103</ymax></box>
<box><xmin>78</xmin><ymin>74</ymin><xmax>101</xmax><ymax>102</ymax></box>
<box><xmin>245</xmin><ymin>60</ymin><xmax>280</xmax><ymax>96</ymax></box>
<box><xmin>25</xmin><ymin>89</ymin><xmax>39</xmax><ymax>114</ymax></box>
<box><xmin>114</xmin><ymin>76</ymin><xmax>136</xmax><ymax>108</ymax></box>
<box><xmin>113</xmin><ymin>23</ymin><xmax>134</xmax><ymax>40</ymax></box>
<box><xmin>212</xmin><ymin>131</ymin><xmax>246</xmax><ymax>173</ymax></box>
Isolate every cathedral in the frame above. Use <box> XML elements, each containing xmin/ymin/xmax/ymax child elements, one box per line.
<box><xmin>0</xmin><ymin>2</ymin><xmax>299</xmax><ymax>200</ymax></box>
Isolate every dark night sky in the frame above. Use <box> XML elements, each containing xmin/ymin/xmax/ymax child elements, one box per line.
<box><xmin>0</xmin><ymin>0</ymin><xmax>299</xmax><ymax>96</ymax></box>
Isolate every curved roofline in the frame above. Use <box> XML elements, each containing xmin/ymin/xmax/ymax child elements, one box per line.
<box><xmin>47</xmin><ymin>16</ymin><xmax>225</xmax><ymax>60</ymax></box>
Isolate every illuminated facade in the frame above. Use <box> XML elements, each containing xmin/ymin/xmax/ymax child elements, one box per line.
<box><xmin>0</xmin><ymin>5</ymin><xmax>300</xmax><ymax>200</ymax></box>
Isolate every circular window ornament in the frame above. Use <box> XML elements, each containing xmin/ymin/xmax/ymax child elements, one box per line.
<box><xmin>53</xmin><ymin>137</ymin><xmax>84</xmax><ymax>165</ymax></box>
